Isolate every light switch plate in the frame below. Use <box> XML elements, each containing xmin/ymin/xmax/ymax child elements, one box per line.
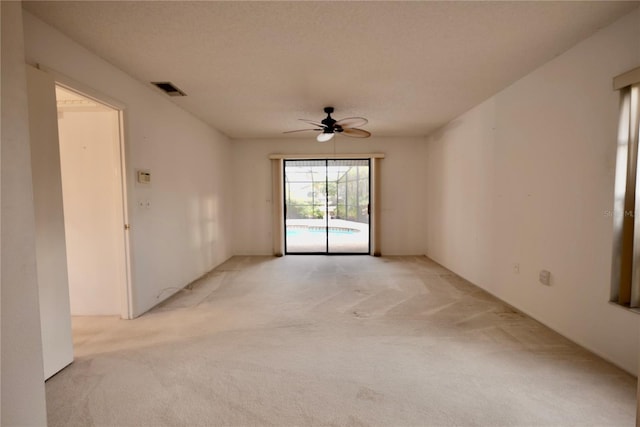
<box><xmin>539</xmin><ymin>270</ymin><xmax>551</xmax><ymax>286</ymax></box>
<box><xmin>137</xmin><ymin>169</ymin><xmax>151</xmax><ymax>184</ymax></box>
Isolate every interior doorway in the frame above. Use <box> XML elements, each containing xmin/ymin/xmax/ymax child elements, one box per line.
<box><xmin>55</xmin><ymin>85</ymin><xmax>130</xmax><ymax>317</ymax></box>
<box><xmin>284</xmin><ymin>159</ymin><xmax>370</xmax><ymax>254</ymax></box>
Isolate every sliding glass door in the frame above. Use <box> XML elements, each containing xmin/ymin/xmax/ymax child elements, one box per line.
<box><xmin>284</xmin><ymin>160</ymin><xmax>327</xmax><ymax>253</ymax></box>
<box><xmin>284</xmin><ymin>159</ymin><xmax>370</xmax><ymax>254</ymax></box>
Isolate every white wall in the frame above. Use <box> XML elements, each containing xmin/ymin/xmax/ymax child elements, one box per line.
<box><xmin>57</xmin><ymin>108</ymin><xmax>123</xmax><ymax>315</ymax></box>
<box><xmin>425</xmin><ymin>8</ymin><xmax>640</xmax><ymax>374</ymax></box>
<box><xmin>232</xmin><ymin>137</ymin><xmax>427</xmax><ymax>256</ymax></box>
<box><xmin>23</xmin><ymin>11</ymin><xmax>234</xmax><ymax>316</ymax></box>
<box><xmin>0</xmin><ymin>2</ymin><xmax>48</xmax><ymax>425</ymax></box>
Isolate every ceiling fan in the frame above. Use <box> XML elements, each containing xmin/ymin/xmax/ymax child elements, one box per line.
<box><xmin>284</xmin><ymin>107</ymin><xmax>371</xmax><ymax>142</ymax></box>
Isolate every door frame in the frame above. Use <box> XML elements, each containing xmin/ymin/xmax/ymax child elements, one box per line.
<box><xmin>283</xmin><ymin>158</ymin><xmax>371</xmax><ymax>255</ymax></box>
<box><xmin>271</xmin><ymin>153</ymin><xmax>384</xmax><ymax>257</ymax></box>
<box><xmin>40</xmin><ymin>64</ymin><xmax>134</xmax><ymax>319</ymax></box>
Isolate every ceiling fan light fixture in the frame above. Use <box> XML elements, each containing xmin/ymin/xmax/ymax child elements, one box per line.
<box><xmin>317</xmin><ymin>132</ymin><xmax>335</xmax><ymax>143</ymax></box>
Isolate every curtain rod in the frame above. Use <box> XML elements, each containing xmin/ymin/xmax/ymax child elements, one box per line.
<box><xmin>269</xmin><ymin>153</ymin><xmax>385</xmax><ymax>160</ymax></box>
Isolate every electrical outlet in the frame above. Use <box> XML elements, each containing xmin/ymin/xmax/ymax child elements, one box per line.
<box><xmin>513</xmin><ymin>263</ymin><xmax>520</xmax><ymax>274</ymax></box>
<box><xmin>539</xmin><ymin>270</ymin><xmax>551</xmax><ymax>286</ymax></box>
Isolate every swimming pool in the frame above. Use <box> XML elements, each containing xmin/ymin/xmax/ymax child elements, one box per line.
<box><xmin>286</xmin><ymin>226</ymin><xmax>360</xmax><ymax>236</ymax></box>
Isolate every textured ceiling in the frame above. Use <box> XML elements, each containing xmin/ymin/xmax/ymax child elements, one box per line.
<box><xmin>24</xmin><ymin>1</ymin><xmax>639</xmax><ymax>139</ymax></box>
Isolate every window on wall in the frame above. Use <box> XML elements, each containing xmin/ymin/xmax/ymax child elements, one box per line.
<box><xmin>610</xmin><ymin>67</ymin><xmax>640</xmax><ymax>308</ymax></box>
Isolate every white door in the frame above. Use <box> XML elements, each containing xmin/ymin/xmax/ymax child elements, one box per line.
<box><xmin>56</xmin><ymin>86</ymin><xmax>127</xmax><ymax>316</ymax></box>
<box><xmin>26</xmin><ymin>65</ymin><xmax>74</xmax><ymax>379</ymax></box>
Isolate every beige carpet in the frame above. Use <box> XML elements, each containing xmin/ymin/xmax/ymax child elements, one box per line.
<box><xmin>46</xmin><ymin>256</ymin><xmax>636</xmax><ymax>426</ymax></box>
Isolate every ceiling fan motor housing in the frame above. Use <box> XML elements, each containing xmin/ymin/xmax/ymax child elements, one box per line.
<box><xmin>322</xmin><ymin>106</ymin><xmax>339</xmax><ymax>132</ymax></box>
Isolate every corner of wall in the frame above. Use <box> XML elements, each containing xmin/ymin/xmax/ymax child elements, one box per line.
<box><xmin>1</xmin><ymin>1</ymin><xmax>48</xmax><ymax>424</ymax></box>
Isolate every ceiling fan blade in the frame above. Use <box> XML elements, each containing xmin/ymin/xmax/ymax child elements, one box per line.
<box><xmin>342</xmin><ymin>128</ymin><xmax>371</xmax><ymax>138</ymax></box>
<box><xmin>335</xmin><ymin>117</ymin><xmax>368</xmax><ymax>129</ymax></box>
<box><xmin>299</xmin><ymin>118</ymin><xmax>325</xmax><ymax>128</ymax></box>
<box><xmin>283</xmin><ymin>128</ymin><xmax>321</xmax><ymax>134</ymax></box>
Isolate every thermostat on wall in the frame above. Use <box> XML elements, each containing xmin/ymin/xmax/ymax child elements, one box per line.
<box><xmin>137</xmin><ymin>169</ymin><xmax>151</xmax><ymax>184</ymax></box>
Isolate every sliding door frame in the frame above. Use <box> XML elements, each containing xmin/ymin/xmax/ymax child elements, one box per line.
<box><xmin>270</xmin><ymin>153</ymin><xmax>384</xmax><ymax>257</ymax></box>
<box><xmin>283</xmin><ymin>158</ymin><xmax>370</xmax><ymax>255</ymax></box>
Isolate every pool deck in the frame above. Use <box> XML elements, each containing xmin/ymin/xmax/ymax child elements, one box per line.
<box><xmin>285</xmin><ymin>218</ymin><xmax>369</xmax><ymax>253</ymax></box>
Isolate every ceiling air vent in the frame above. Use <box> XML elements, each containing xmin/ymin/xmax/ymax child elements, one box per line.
<box><xmin>151</xmin><ymin>81</ymin><xmax>186</xmax><ymax>97</ymax></box>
